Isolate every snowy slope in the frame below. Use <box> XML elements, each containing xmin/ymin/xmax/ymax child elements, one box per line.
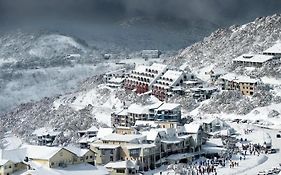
<box><xmin>173</xmin><ymin>14</ymin><xmax>281</xmax><ymax>77</ymax></box>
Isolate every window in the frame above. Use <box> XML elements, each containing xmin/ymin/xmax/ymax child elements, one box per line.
<box><xmin>116</xmin><ymin>169</ymin><xmax>125</xmax><ymax>173</ymax></box>
<box><xmin>86</xmin><ymin>156</ymin><xmax>89</xmax><ymax>160</ymax></box>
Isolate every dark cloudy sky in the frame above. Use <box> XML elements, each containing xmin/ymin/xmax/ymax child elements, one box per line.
<box><xmin>1</xmin><ymin>0</ymin><xmax>281</xmax><ymax>26</ymax></box>
<box><xmin>0</xmin><ymin>0</ymin><xmax>281</xmax><ymax>51</ymax></box>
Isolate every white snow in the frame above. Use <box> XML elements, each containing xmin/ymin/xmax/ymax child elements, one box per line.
<box><xmin>20</xmin><ymin>163</ymin><xmax>109</xmax><ymax>175</ymax></box>
<box><xmin>1</xmin><ymin>132</ymin><xmax>23</xmax><ymax>150</ymax></box>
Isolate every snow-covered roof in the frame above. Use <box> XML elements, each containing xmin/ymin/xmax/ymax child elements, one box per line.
<box><xmin>263</xmin><ymin>43</ymin><xmax>281</xmax><ymax>54</ymax></box>
<box><xmin>128</xmin><ymin>104</ymin><xmax>149</xmax><ymax>114</ymax></box>
<box><xmin>134</xmin><ymin>120</ymin><xmax>158</xmax><ymax>128</ymax></box>
<box><xmin>161</xmin><ymin>70</ymin><xmax>183</xmax><ymax>80</ymax></box>
<box><xmin>101</xmin><ymin>134</ymin><xmax>145</xmax><ymax>143</ymax></box>
<box><xmin>91</xmin><ymin>143</ymin><xmax>120</xmax><ymax>149</ymax></box>
<box><xmin>233</xmin><ymin>54</ymin><xmax>275</xmax><ymax>63</ymax></box>
<box><xmin>105</xmin><ymin>160</ymin><xmax>137</xmax><ymax>169</ymax></box>
<box><xmin>157</xmin><ymin>103</ymin><xmax>180</xmax><ymax>111</ymax></box>
<box><xmin>24</xmin><ymin>145</ymin><xmax>63</xmax><ymax>160</ymax></box>
<box><xmin>150</xmin><ymin>63</ymin><xmax>167</xmax><ymax>72</ymax></box>
<box><xmin>78</xmin><ymin>136</ymin><xmax>97</xmax><ymax>143</ymax></box>
<box><xmin>32</xmin><ymin>127</ymin><xmax>61</xmax><ymax>137</ymax></box>
<box><xmin>184</xmin><ymin>123</ymin><xmax>201</xmax><ymax>134</ymax></box>
<box><xmin>183</xmin><ymin>80</ymin><xmax>202</xmax><ymax>84</ymax></box>
<box><xmin>0</xmin><ymin>159</ymin><xmax>10</xmax><ymax>165</ymax></box>
<box><xmin>87</xmin><ymin>126</ymin><xmax>99</xmax><ymax>132</ymax></box>
<box><xmin>125</xmin><ymin>143</ymin><xmax>155</xmax><ymax>150</ymax></box>
<box><xmin>107</xmin><ymin>77</ymin><xmax>124</xmax><ymax>84</ymax></box>
<box><xmin>140</xmin><ymin>130</ymin><xmax>161</xmax><ymax>141</ymax></box>
<box><xmin>135</xmin><ymin>65</ymin><xmax>148</xmax><ymax>73</ymax></box>
<box><xmin>147</xmin><ymin>102</ymin><xmax>163</xmax><ymax>110</ymax></box>
<box><xmin>64</xmin><ymin>146</ymin><xmax>91</xmax><ymax>157</ymax></box>
<box><xmin>117</xmin><ymin>109</ymin><xmax>129</xmax><ymax>116</ymax></box>
<box><xmin>97</xmin><ymin>128</ymin><xmax>114</xmax><ymax>139</ymax></box>
<box><xmin>79</xmin><ymin>126</ymin><xmax>99</xmax><ymax>133</ymax></box>
<box><xmin>105</xmin><ymin>68</ymin><xmax>125</xmax><ymax>75</ymax></box>
<box><xmin>190</xmin><ymin>87</ymin><xmax>217</xmax><ymax>92</ymax></box>
<box><xmin>220</xmin><ymin>73</ymin><xmax>259</xmax><ymax>83</ymax></box>
<box><xmin>161</xmin><ymin>139</ymin><xmax>182</xmax><ymax>144</ymax></box>
<box><xmin>0</xmin><ymin>148</ymin><xmax>26</xmax><ymax>163</ymax></box>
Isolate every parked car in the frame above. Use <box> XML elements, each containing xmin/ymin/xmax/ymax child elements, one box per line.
<box><xmin>267</xmin><ymin>149</ymin><xmax>277</xmax><ymax>154</ymax></box>
<box><xmin>257</xmin><ymin>170</ymin><xmax>267</xmax><ymax>175</ymax></box>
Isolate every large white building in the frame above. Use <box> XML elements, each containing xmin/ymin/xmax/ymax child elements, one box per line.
<box><xmin>263</xmin><ymin>43</ymin><xmax>281</xmax><ymax>57</ymax></box>
<box><xmin>152</xmin><ymin>70</ymin><xmax>188</xmax><ymax>101</ymax></box>
<box><xmin>232</xmin><ymin>54</ymin><xmax>278</xmax><ymax>67</ymax></box>
<box><xmin>124</xmin><ymin>63</ymin><xmax>168</xmax><ymax>94</ymax></box>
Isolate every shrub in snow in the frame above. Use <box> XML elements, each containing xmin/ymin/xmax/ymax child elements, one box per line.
<box><xmin>268</xmin><ymin>110</ymin><xmax>280</xmax><ymax>118</ymax></box>
<box><xmin>251</xmin><ymin>86</ymin><xmax>273</xmax><ymax>107</ymax></box>
<box><xmin>199</xmin><ymin>91</ymin><xmax>253</xmax><ymax>114</ymax></box>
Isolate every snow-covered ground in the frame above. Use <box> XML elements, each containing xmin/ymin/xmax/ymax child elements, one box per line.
<box><xmin>1</xmin><ymin>132</ymin><xmax>23</xmax><ymax>150</ymax></box>
<box><xmin>19</xmin><ymin>163</ymin><xmax>109</xmax><ymax>175</ymax></box>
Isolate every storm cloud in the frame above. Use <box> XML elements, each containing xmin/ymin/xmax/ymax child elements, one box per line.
<box><xmin>0</xmin><ymin>0</ymin><xmax>281</xmax><ymax>25</ymax></box>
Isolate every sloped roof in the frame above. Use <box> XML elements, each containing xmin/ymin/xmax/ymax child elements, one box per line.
<box><xmin>263</xmin><ymin>43</ymin><xmax>281</xmax><ymax>54</ymax></box>
<box><xmin>233</xmin><ymin>54</ymin><xmax>275</xmax><ymax>63</ymax></box>
<box><xmin>0</xmin><ymin>148</ymin><xmax>26</xmax><ymax>163</ymax></box>
<box><xmin>87</xmin><ymin>126</ymin><xmax>99</xmax><ymax>132</ymax></box>
<box><xmin>0</xmin><ymin>159</ymin><xmax>10</xmax><ymax>165</ymax></box>
<box><xmin>140</xmin><ymin>130</ymin><xmax>160</xmax><ymax>141</ymax></box>
<box><xmin>64</xmin><ymin>146</ymin><xmax>91</xmax><ymax>157</ymax></box>
<box><xmin>220</xmin><ymin>73</ymin><xmax>258</xmax><ymax>83</ymax></box>
<box><xmin>24</xmin><ymin>145</ymin><xmax>63</xmax><ymax>160</ymax></box>
<box><xmin>97</xmin><ymin>128</ymin><xmax>114</xmax><ymax>139</ymax></box>
<box><xmin>105</xmin><ymin>160</ymin><xmax>137</xmax><ymax>169</ymax></box>
<box><xmin>128</xmin><ymin>104</ymin><xmax>149</xmax><ymax>114</ymax></box>
<box><xmin>184</xmin><ymin>123</ymin><xmax>201</xmax><ymax>134</ymax></box>
<box><xmin>102</xmin><ymin>134</ymin><xmax>145</xmax><ymax>143</ymax></box>
<box><xmin>157</xmin><ymin>103</ymin><xmax>180</xmax><ymax>111</ymax></box>
<box><xmin>134</xmin><ymin>120</ymin><xmax>158</xmax><ymax>128</ymax></box>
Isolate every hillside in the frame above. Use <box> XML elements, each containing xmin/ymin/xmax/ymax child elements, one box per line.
<box><xmin>172</xmin><ymin>14</ymin><xmax>281</xmax><ymax>79</ymax></box>
<box><xmin>2</xmin><ymin>14</ymin><xmax>281</xmax><ymax>145</ymax></box>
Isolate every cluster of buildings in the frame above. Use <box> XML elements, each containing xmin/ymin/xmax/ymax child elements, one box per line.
<box><xmin>209</xmin><ymin>43</ymin><xmax>281</xmax><ymax>96</ymax></box>
<box><xmin>105</xmin><ymin>43</ymin><xmax>281</xmax><ymax>102</ymax></box>
<box><xmin>0</xmin><ymin>145</ymin><xmax>96</xmax><ymax>175</ymax></box>
<box><xmin>111</xmin><ymin>102</ymin><xmax>181</xmax><ymax>127</ymax></box>
<box><xmin>104</xmin><ymin>62</ymin><xmax>217</xmax><ymax>102</ymax></box>
<box><xmin>0</xmin><ymin>116</ymin><xmax>233</xmax><ymax>175</ymax></box>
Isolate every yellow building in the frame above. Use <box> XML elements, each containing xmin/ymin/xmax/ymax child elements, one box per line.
<box><xmin>220</xmin><ymin>73</ymin><xmax>258</xmax><ymax>95</ymax></box>
<box><xmin>64</xmin><ymin>146</ymin><xmax>95</xmax><ymax>164</ymax></box>
<box><xmin>0</xmin><ymin>160</ymin><xmax>14</xmax><ymax>175</ymax></box>
<box><xmin>0</xmin><ymin>148</ymin><xmax>27</xmax><ymax>174</ymax></box>
<box><xmin>115</xmin><ymin>127</ymin><xmax>136</xmax><ymax>135</ymax></box>
<box><xmin>25</xmin><ymin>145</ymin><xmax>76</xmax><ymax>168</ymax></box>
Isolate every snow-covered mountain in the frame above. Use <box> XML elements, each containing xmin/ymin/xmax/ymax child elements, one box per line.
<box><xmin>172</xmin><ymin>14</ymin><xmax>281</xmax><ymax>79</ymax></box>
<box><xmin>2</xmin><ymin>14</ymin><xmax>281</xmax><ymax>144</ymax></box>
<box><xmin>0</xmin><ymin>30</ymin><xmax>107</xmax><ymax>113</ymax></box>
<box><xmin>173</xmin><ymin>14</ymin><xmax>281</xmax><ymax>125</ymax></box>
